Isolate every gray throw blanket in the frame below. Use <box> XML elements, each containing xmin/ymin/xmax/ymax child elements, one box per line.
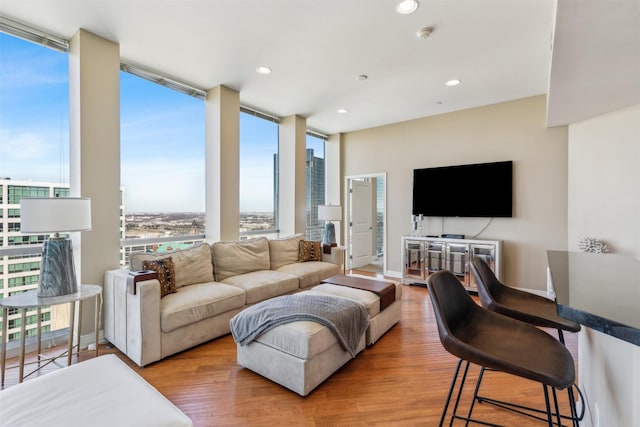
<box><xmin>230</xmin><ymin>294</ymin><xmax>369</xmax><ymax>357</ymax></box>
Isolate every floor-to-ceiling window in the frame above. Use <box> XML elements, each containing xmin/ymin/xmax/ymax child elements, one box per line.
<box><xmin>239</xmin><ymin>110</ymin><xmax>279</xmax><ymax>239</ymax></box>
<box><xmin>0</xmin><ymin>29</ymin><xmax>70</xmax><ymax>343</ymax></box>
<box><xmin>120</xmin><ymin>68</ymin><xmax>206</xmax><ymax>265</ymax></box>
<box><xmin>305</xmin><ymin>133</ymin><xmax>326</xmax><ymax>240</ymax></box>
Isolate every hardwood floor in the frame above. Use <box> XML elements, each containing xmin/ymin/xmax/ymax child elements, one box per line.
<box><xmin>2</xmin><ymin>275</ymin><xmax>578</xmax><ymax>426</ymax></box>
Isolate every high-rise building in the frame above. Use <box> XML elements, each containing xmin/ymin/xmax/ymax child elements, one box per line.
<box><xmin>0</xmin><ymin>178</ymin><xmax>71</xmax><ymax>341</ymax></box>
<box><xmin>306</xmin><ymin>148</ymin><xmax>325</xmax><ymax>241</ymax></box>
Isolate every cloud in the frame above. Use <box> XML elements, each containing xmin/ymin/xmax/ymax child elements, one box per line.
<box><xmin>0</xmin><ymin>128</ymin><xmax>63</xmax><ymax>182</ymax></box>
<box><xmin>0</xmin><ymin>129</ymin><xmax>54</xmax><ymax>160</ymax></box>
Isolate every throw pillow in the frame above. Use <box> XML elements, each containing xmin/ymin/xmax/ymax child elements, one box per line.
<box><xmin>298</xmin><ymin>240</ymin><xmax>322</xmax><ymax>262</ymax></box>
<box><xmin>130</xmin><ymin>244</ymin><xmax>214</xmax><ymax>288</ymax></box>
<box><xmin>142</xmin><ymin>257</ymin><xmax>177</xmax><ymax>297</ymax></box>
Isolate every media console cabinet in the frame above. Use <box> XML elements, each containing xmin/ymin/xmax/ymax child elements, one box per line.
<box><xmin>401</xmin><ymin>235</ymin><xmax>502</xmax><ymax>292</ymax></box>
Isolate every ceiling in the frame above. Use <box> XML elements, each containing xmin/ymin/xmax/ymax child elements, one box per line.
<box><xmin>0</xmin><ymin>1</ymin><xmax>637</xmax><ymax>135</ymax></box>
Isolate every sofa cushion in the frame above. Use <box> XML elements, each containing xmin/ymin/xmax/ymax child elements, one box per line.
<box><xmin>222</xmin><ymin>271</ymin><xmax>299</xmax><ymax>305</ymax></box>
<box><xmin>268</xmin><ymin>234</ymin><xmax>304</xmax><ymax>270</ymax></box>
<box><xmin>276</xmin><ymin>261</ymin><xmax>339</xmax><ymax>289</ymax></box>
<box><xmin>142</xmin><ymin>257</ymin><xmax>177</xmax><ymax>297</ymax></box>
<box><xmin>211</xmin><ymin>237</ymin><xmax>270</xmax><ymax>281</ymax></box>
<box><xmin>130</xmin><ymin>244</ymin><xmax>214</xmax><ymax>288</ymax></box>
<box><xmin>298</xmin><ymin>240</ymin><xmax>322</xmax><ymax>262</ymax></box>
<box><xmin>160</xmin><ymin>282</ymin><xmax>246</xmax><ymax>333</ymax></box>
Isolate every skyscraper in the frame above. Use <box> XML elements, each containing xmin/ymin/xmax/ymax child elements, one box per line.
<box><xmin>306</xmin><ymin>148</ymin><xmax>325</xmax><ymax>241</ymax></box>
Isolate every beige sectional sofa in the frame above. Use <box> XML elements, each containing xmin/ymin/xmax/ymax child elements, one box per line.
<box><xmin>103</xmin><ymin>235</ymin><xmax>341</xmax><ymax>367</ymax></box>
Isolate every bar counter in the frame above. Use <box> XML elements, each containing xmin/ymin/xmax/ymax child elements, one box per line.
<box><xmin>546</xmin><ymin>250</ymin><xmax>640</xmax><ymax>427</ymax></box>
<box><xmin>547</xmin><ymin>250</ymin><xmax>640</xmax><ymax>346</ymax></box>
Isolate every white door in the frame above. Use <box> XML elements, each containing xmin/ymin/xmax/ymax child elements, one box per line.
<box><xmin>350</xmin><ymin>179</ymin><xmax>373</xmax><ymax>269</ymax></box>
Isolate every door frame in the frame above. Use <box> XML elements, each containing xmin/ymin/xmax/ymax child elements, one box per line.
<box><xmin>344</xmin><ymin>172</ymin><xmax>387</xmax><ymax>275</ymax></box>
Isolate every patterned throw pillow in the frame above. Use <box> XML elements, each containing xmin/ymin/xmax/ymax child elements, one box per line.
<box><xmin>142</xmin><ymin>257</ymin><xmax>177</xmax><ymax>297</ymax></box>
<box><xmin>298</xmin><ymin>240</ymin><xmax>322</xmax><ymax>262</ymax></box>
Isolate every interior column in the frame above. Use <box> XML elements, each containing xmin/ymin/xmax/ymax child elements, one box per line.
<box><xmin>278</xmin><ymin>115</ymin><xmax>307</xmax><ymax>236</ymax></box>
<box><xmin>326</xmin><ymin>133</ymin><xmax>343</xmax><ymax>245</ymax></box>
<box><xmin>69</xmin><ymin>29</ymin><xmax>121</xmax><ymax>343</ymax></box>
<box><xmin>205</xmin><ymin>85</ymin><xmax>240</xmax><ymax>242</ymax></box>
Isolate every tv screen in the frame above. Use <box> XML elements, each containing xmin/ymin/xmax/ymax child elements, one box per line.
<box><xmin>412</xmin><ymin>161</ymin><xmax>513</xmax><ymax>217</ymax></box>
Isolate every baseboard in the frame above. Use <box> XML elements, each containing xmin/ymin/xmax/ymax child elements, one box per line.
<box><xmin>79</xmin><ymin>330</ymin><xmax>106</xmax><ymax>350</ymax></box>
<box><xmin>385</xmin><ymin>270</ymin><xmax>401</xmax><ymax>279</ymax></box>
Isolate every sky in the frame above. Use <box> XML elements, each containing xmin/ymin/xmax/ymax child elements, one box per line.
<box><xmin>0</xmin><ymin>32</ymin><xmax>324</xmax><ymax>213</ymax></box>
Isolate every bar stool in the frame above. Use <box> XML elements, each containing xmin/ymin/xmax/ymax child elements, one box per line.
<box><xmin>470</xmin><ymin>257</ymin><xmax>580</xmax><ymax>335</ymax></box>
<box><xmin>470</xmin><ymin>257</ymin><xmax>583</xmax><ymax>425</ymax></box>
<box><xmin>427</xmin><ymin>270</ymin><xmax>577</xmax><ymax>427</ymax></box>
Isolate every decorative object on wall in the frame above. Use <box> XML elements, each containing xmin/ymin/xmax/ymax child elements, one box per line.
<box><xmin>577</xmin><ymin>237</ymin><xmax>609</xmax><ymax>254</ymax></box>
<box><xmin>20</xmin><ymin>197</ymin><xmax>92</xmax><ymax>297</ymax></box>
<box><xmin>318</xmin><ymin>204</ymin><xmax>342</xmax><ymax>246</ymax></box>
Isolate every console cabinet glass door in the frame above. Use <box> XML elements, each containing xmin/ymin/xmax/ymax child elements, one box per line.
<box><xmin>404</xmin><ymin>241</ymin><xmax>425</xmax><ymax>280</ymax></box>
<box><xmin>468</xmin><ymin>243</ymin><xmax>497</xmax><ymax>289</ymax></box>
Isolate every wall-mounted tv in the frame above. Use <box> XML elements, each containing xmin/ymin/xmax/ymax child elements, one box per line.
<box><xmin>412</xmin><ymin>161</ymin><xmax>513</xmax><ymax>218</ymax></box>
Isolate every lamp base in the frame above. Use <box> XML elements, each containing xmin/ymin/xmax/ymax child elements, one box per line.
<box><xmin>323</xmin><ymin>223</ymin><xmax>336</xmax><ymax>246</ymax></box>
<box><xmin>39</xmin><ymin>238</ymin><xmax>78</xmax><ymax>297</ymax></box>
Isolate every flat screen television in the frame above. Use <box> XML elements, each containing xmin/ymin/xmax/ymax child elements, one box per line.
<box><xmin>412</xmin><ymin>161</ymin><xmax>513</xmax><ymax>217</ymax></box>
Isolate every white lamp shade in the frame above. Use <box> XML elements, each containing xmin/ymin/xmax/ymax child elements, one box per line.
<box><xmin>318</xmin><ymin>205</ymin><xmax>342</xmax><ymax>221</ymax></box>
<box><xmin>20</xmin><ymin>197</ymin><xmax>92</xmax><ymax>234</ymax></box>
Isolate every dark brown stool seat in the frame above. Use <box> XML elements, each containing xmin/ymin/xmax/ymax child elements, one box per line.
<box><xmin>427</xmin><ymin>270</ymin><xmax>576</xmax><ymax>426</ymax></box>
<box><xmin>471</xmin><ymin>257</ymin><xmax>580</xmax><ymax>333</ymax></box>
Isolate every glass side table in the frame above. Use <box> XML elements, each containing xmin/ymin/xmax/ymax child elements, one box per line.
<box><xmin>0</xmin><ymin>284</ymin><xmax>102</xmax><ymax>385</ymax></box>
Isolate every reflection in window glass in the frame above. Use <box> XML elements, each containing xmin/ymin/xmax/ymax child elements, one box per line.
<box><xmin>239</xmin><ymin>112</ymin><xmax>278</xmax><ymax>239</ymax></box>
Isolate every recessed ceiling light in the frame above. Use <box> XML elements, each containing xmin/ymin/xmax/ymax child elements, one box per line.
<box><xmin>256</xmin><ymin>66</ymin><xmax>272</xmax><ymax>75</ymax></box>
<box><xmin>337</xmin><ymin>108</ymin><xmax>349</xmax><ymax>114</ymax></box>
<box><xmin>445</xmin><ymin>79</ymin><xmax>461</xmax><ymax>86</ymax></box>
<box><xmin>356</xmin><ymin>74</ymin><xmax>368</xmax><ymax>81</ymax></box>
<box><xmin>396</xmin><ymin>0</ymin><xmax>419</xmax><ymax>15</ymax></box>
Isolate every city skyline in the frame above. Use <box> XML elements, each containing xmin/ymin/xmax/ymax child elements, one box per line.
<box><xmin>0</xmin><ymin>32</ymin><xmax>324</xmax><ymax>214</ymax></box>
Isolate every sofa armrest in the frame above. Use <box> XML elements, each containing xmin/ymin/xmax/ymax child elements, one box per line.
<box><xmin>322</xmin><ymin>246</ymin><xmax>345</xmax><ymax>274</ymax></box>
<box><xmin>104</xmin><ymin>269</ymin><xmax>162</xmax><ymax>367</ymax></box>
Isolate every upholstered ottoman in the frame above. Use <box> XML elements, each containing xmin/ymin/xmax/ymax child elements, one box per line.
<box><xmin>234</xmin><ymin>293</ymin><xmax>367</xmax><ymax>396</ymax></box>
<box><xmin>310</xmin><ymin>274</ymin><xmax>402</xmax><ymax>345</ymax></box>
<box><xmin>236</xmin><ymin>319</ymin><xmax>366</xmax><ymax>396</ymax></box>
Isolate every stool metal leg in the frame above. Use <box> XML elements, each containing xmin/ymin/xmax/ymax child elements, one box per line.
<box><xmin>440</xmin><ymin>361</ymin><xmax>502</xmax><ymax>427</ymax></box>
<box><xmin>542</xmin><ymin>385</ymin><xmax>554</xmax><ymax>427</ymax></box>
<box><xmin>439</xmin><ymin>359</ymin><xmax>463</xmax><ymax>427</ymax></box>
<box><xmin>449</xmin><ymin>360</ymin><xmax>470</xmax><ymax>427</ymax></box>
<box><xmin>558</xmin><ymin>330</ymin><xmax>581</xmax><ymax>427</ymax></box>
<box><xmin>552</xmin><ymin>387</ymin><xmax>562</xmax><ymax>426</ymax></box>
<box><xmin>466</xmin><ymin>366</ymin><xmax>486</xmax><ymax>425</ymax></box>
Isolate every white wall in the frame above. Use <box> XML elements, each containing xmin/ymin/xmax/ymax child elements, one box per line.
<box><xmin>567</xmin><ymin>103</ymin><xmax>640</xmax><ymax>427</ymax></box>
<box><xmin>568</xmin><ymin>103</ymin><xmax>640</xmax><ymax>258</ymax></box>
<box><xmin>343</xmin><ymin>95</ymin><xmax>568</xmax><ymax>290</ymax></box>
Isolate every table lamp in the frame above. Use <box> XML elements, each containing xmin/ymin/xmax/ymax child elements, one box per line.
<box><xmin>318</xmin><ymin>204</ymin><xmax>342</xmax><ymax>245</ymax></box>
<box><xmin>20</xmin><ymin>197</ymin><xmax>92</xmax><ymax>297</ymax></box>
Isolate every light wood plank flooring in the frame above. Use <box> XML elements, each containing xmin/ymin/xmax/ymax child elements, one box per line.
<box><xmin>2</xmin><ymin>276</ymin><xmax>578</xmax><ymax>426</ymax></box>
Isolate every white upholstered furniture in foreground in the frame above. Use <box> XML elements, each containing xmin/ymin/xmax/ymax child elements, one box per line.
<box><xmin>0</xmin><ymin>354</ymin><xmax>192</xmax><ymax>427</ymax></box>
